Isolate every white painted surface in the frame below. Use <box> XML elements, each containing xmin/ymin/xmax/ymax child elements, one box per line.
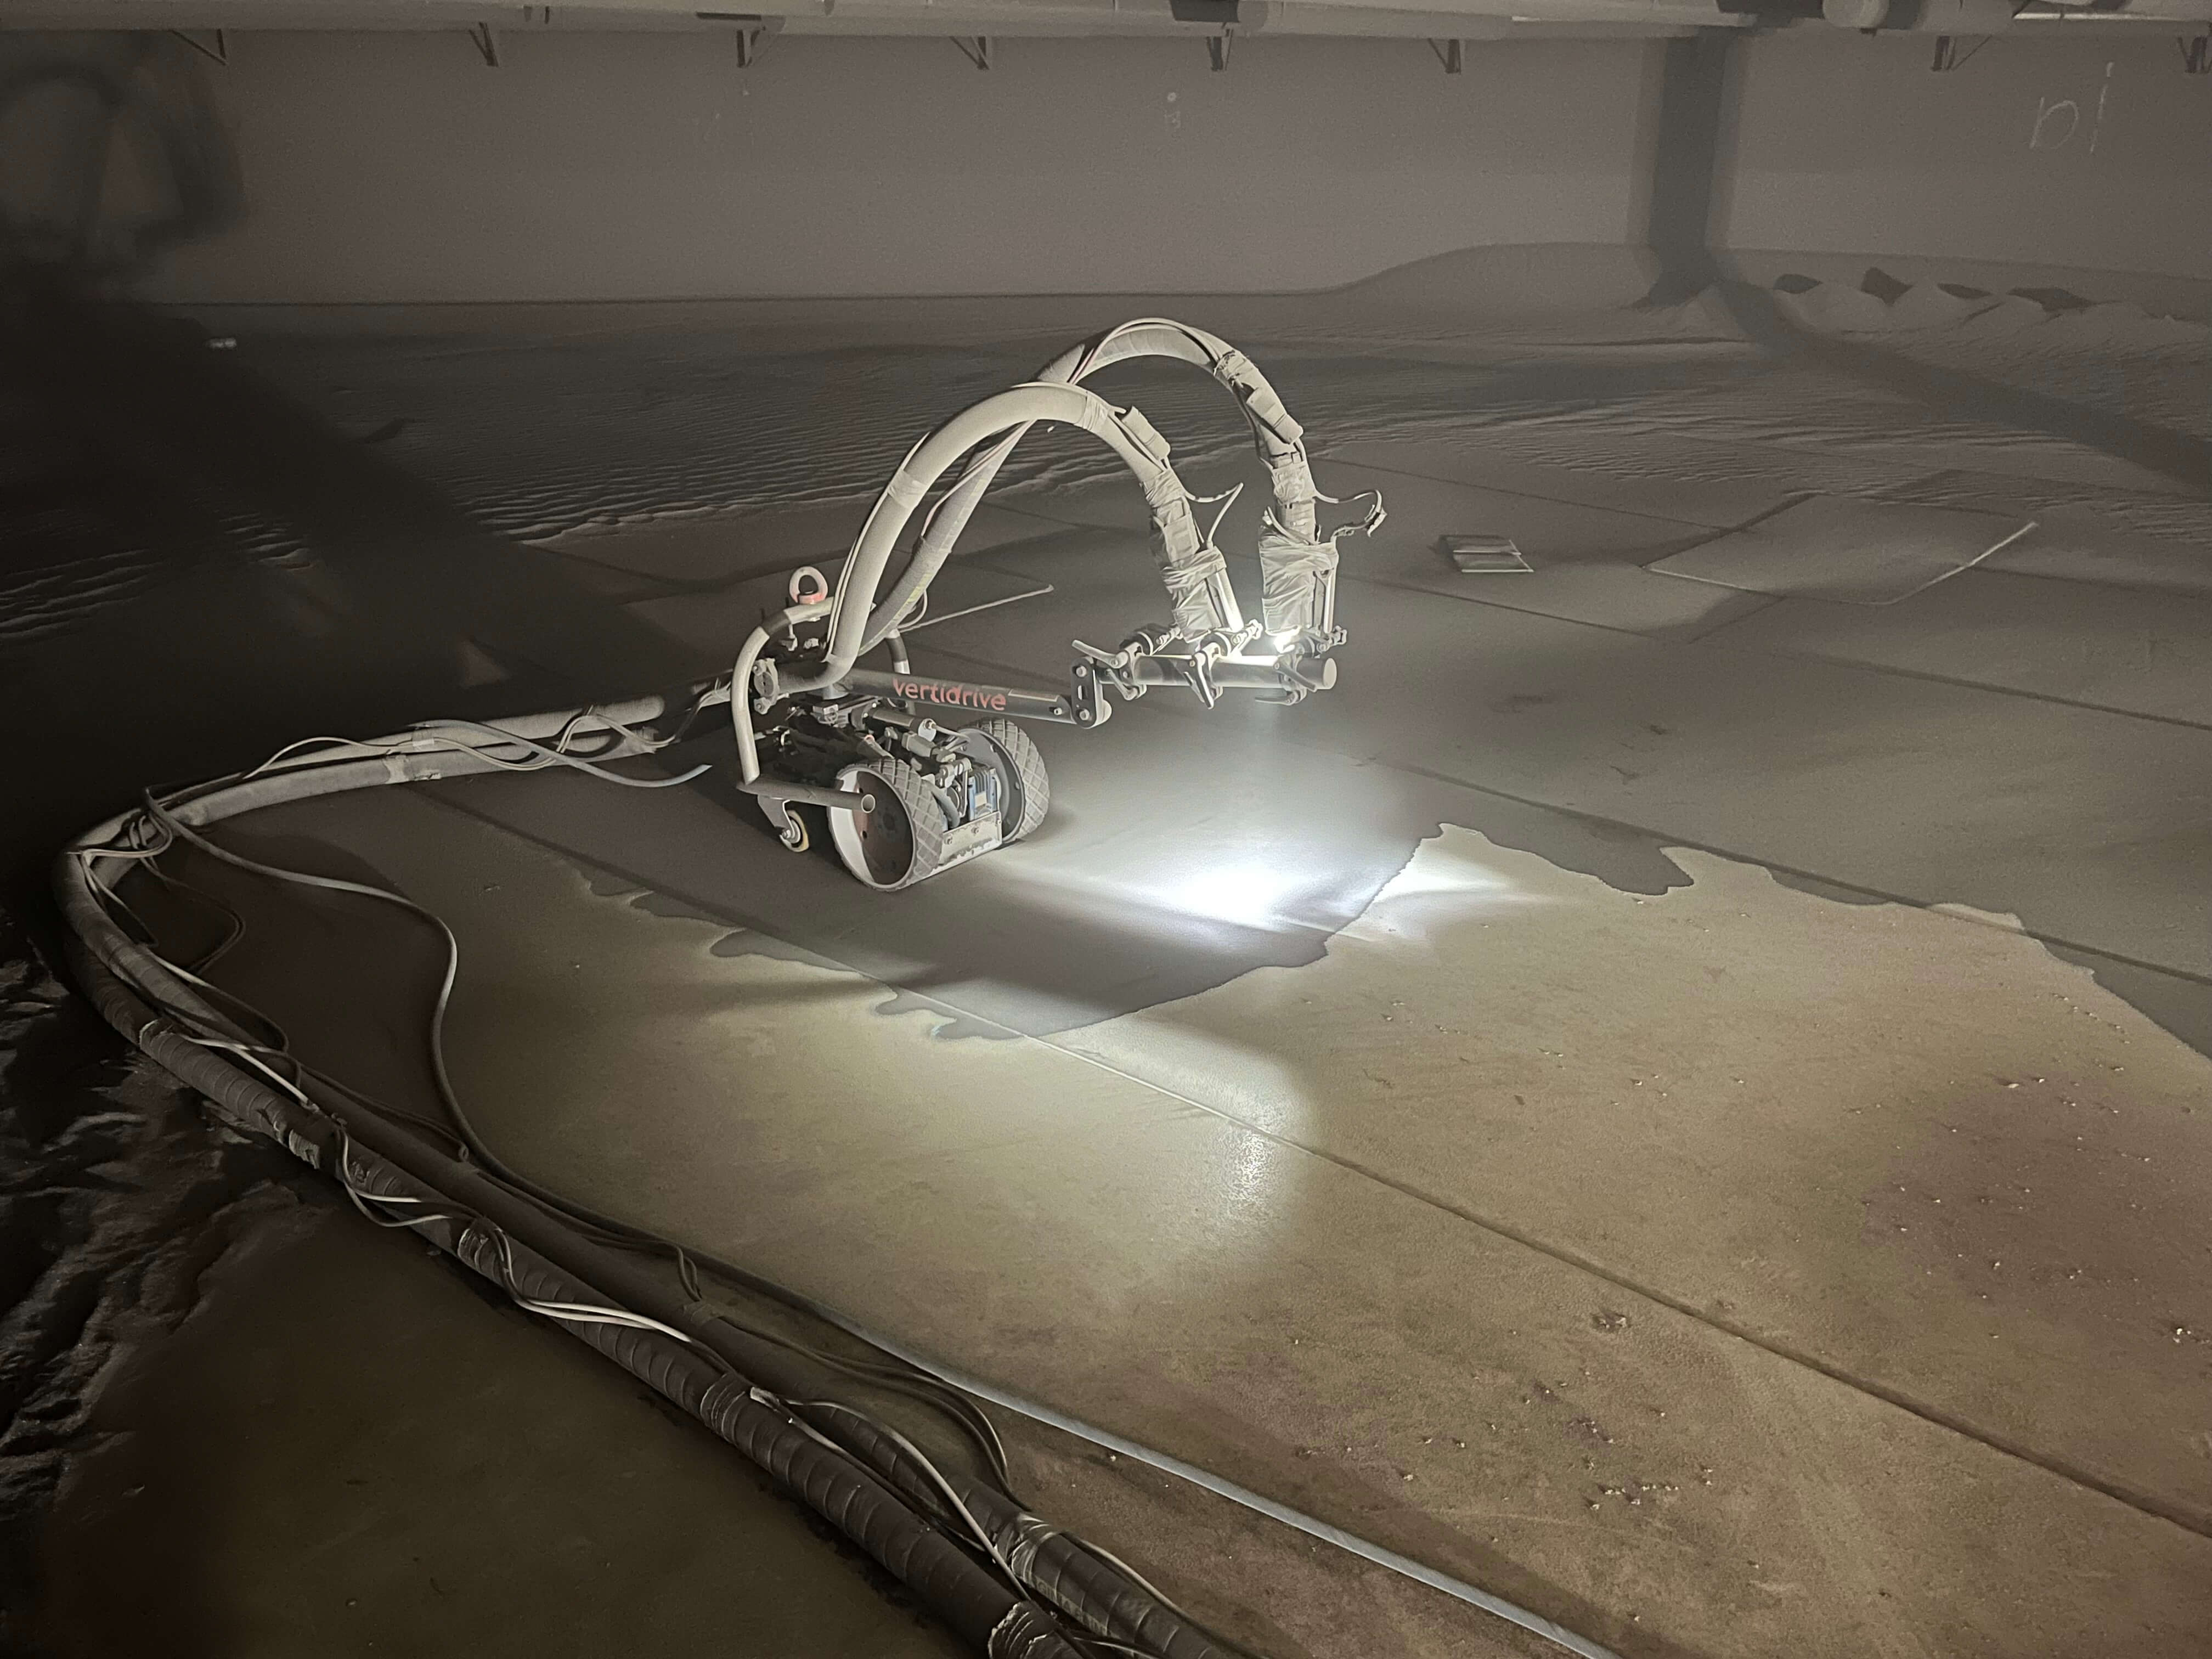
<box><xmin>18</xmin><ymin>29</ymin><xmax>2208</xmax><ymax>309</ymax></box>
<box><xmin>1724</xmin><ymin>34</ymin><xmax>2212</xmax><ymax>281</ymax></box>
<box><xmin>144</xmin><ymin>32</ymin><xmax>1647</xmax><ymax>303</ymax></box>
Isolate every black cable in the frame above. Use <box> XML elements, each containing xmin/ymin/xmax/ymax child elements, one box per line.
<box><xmin>81</xmin><ymin>727</ymin><xmax>1272</xmax><ymax>1658</ymax></box>
<box><xmin>116</xmin><ymin>786</ymin><xmax>1026</xmax><ymax>1496</ymax></box>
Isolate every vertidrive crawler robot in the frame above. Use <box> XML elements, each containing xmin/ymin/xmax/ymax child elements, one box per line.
<box><xmin>731</xmin><ymin>318</ymin><xmax>1382</xmax><ymax>888</ymax></box>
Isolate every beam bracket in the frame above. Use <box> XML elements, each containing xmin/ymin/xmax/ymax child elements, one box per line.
<box><xmin>467</xmin><ymin>21</ymin><xmax>500</xmax><ymax>67</ymax></box>
<box><xmin>2182</xmin><ymin>30</ymin><xmax>2211</xmax><ymax>74</ymax></box>
<box><xmin>1929</xmin><ymin>33</ymin><xmax>1994</xmax><ymax>72</ymax></box>
<box><xmin>168</xmin><ymin>28</ymin><xmax>228</xmax><ymax>66</ymax></box>
<box><xmin>1208</xmin><ymin>29</ymin><xmax>1233</xmax><ymax>72</ymax></box>
<box><xmin>701</xmin><ymin>13</ymin><xmax>781</xmax><ymax>66</ymax></box>
<box><xmin>1428</xmin><ymin>38</ymin><xmax>1463</xmax><ymax>74</ymax></box>
<box><xmin>953</xmin><ymin>36</ymin><xmax>992</xmax><ymax>70</ymax></box>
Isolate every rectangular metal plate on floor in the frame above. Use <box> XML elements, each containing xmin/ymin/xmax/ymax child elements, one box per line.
<box><xmin>1440</xmin><ymin>534</ymin><xmax>1533</xmax><ymax>574</ymax></box>
<box><xmin>1647</xmin><ymin>495</ymin><xmax>2035</xmax><ymax>606</ymax></box>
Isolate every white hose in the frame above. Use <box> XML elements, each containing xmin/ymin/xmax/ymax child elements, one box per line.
<box><xmin>58</xmin><ymin>698</ymin><xmax>1623</xmax><ymax>1659</ymax></box>
<box><xmin>731</xmin><ymin>599</ymin><xmax>832</xmax><ymax>783</ymax></box>
<box><xmin>808</xmin><ymin>380</ymin><xmax>1217</xmax><ymax>691</ymax></box>
<box><xmin>856</xmin><ymin>319</ymin><xmax>1324</xmax><ymax>654</ymax></box>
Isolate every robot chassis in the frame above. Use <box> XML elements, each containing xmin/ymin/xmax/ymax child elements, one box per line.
<box><xmin>730</xmin><ymin>319</ymin><xmax>1383</xmax><ymax>890</ymax></box>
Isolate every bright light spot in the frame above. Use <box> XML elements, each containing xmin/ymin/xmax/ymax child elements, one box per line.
<box><xmin>991</xmin><ymin>831</ymin><xmax>1547</xmax><ymax>940</ymax></box>
<box><xmin>986</xmin><ymin>838</ymin><xmax>1326</xmax><ymax>935</ymax></box>
<box><xmin>1141</xmin><ymin>855</ymin><xmax>1314</xmax><ymax>930</ymax></box>
<box><xmin>1061</xmin><ymin>1019</ymin><xmax>1317</xmax><ymax>1257</ymax></box>
<box><xmin>1350</xmin><ymin>836</ymin><xmax>1549</xmax><ymax>941</ymax></box>
<box><xmin>1217</xmin><ymin>1132</ymin><xmax>1280</xmax><ymax>1217</ymax></box>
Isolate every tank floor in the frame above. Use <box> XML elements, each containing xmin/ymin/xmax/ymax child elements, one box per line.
<box><xmin>10</xmin><ymin>265</ymin><xmax>2212</xmax><ymax>1657</ymax></box>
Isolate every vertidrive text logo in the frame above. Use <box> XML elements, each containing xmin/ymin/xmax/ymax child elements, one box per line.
<box><xmin>893</xmin><ymin>679</ymin><xmax>1009</xmax><ymax>711</ymax></box>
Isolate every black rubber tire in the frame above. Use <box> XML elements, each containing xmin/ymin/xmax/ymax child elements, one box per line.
<box><xmin>959</xmin><ymin>719</ymin><xmax>1050</xmax><ymax>843</ymax></box>
<box><xmin>830</xmin><ymin>758</ymin><xmax>948</xmax><ymax>890</ymax></box>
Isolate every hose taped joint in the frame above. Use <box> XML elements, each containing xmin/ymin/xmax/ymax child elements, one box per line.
<box><xmin>1256</xmin><ymin>522</ymin><xmax>1338</xmax><ymax>638</ymax></box>
<box><xmin>986</xmin><ymin>1600</ymin><xmax>1073</xmax><ymax>1659</ymax></box>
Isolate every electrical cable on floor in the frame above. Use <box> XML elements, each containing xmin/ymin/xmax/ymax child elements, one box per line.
<box><xmin>802</xmin><ymin>1324</ymin><xmax>1627</xmax><ymax>1659</ymax></box>
<box><xmin>66</xmin><ymin>713</ymin><xmax>1150</xmax><ymax>1654</ymax></box>
<box><xmin>58</xmin><ymin>692</ymin><xmax>1628</xmax><ymax>1659</ymax></box>
<box><xmin>71</xmin><ymin>899</ymin><xmax>1102</xmax><ymax>1656</ymax></box>
<box><xmin>129</xmin><ymin>771</ymin><xmax>1030</xmax><ymax>1488</ymax></box>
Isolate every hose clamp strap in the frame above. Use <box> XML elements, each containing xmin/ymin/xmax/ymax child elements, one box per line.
<box><xmin>984</xmin><ymin>1600</ymin><xmax>1066</xmax><ymax>1659</ymax></box>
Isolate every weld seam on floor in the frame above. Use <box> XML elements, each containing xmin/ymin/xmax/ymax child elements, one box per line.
<box><xmin>922</xmin><ymin>644</ymin><xmax>2212</xmax><ymax>990</ymax></box>
<box><xmin>1331</xmin><ymin>570</ymin><xmax>2212</xmax><ymax>735</ymax></box>
<box><xmin>1377</xmin><ymin>755</ymin><xmax>2212</xmax><ymax>990</ymax></box>
<box><xmin>1021</xmin><ymin>1033</ymin><xmax>2212</xmax><ymax>1545</ymax></box>
<box><xmin>1336</xmin><ymin>572</ymin><xmax>1706</xmax><ymax>647</ymax></box>
<box><xmin>1671</xmin><ymin>594</ymin><xmax>1787</xmax><ymax>645</ymax></box>
<box><xmin>423</xmin><ymin>791</ymin><xmax>2212</xmax><ymax>1547</ymax></box>
<box><xmin>1306</xmin><ymin>452</ymin><xmax>1755</xmax><ymax>534</ymax></box>
<box><xmin>1933</xmin><ymin>558</ymin><xmax>2212</xmax><ymax>601</ymax></box>
<box><xmin>1690</xmin><ymin>645</ymin><xmax>2212</xmax><ymax>735</ymax></box>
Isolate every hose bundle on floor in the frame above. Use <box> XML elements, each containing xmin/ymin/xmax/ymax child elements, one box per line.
<box><xmin>55</xmin><ymin>693</ymin><xmax>1255</xmax><ymax>1659</ymax></box>
<box><xmin>55</xmin><ymin>689</ymin><xmax>1622</xmax><ymax>1659</ymax></box>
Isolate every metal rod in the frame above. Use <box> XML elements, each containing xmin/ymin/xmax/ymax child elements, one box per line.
<box><xmin>1126</xmin><ymin>658</ymin><xmax>1325</xmax><ymax>691</ymax></box>
<box><xmin>733</xmin><ymin>777</ymin><xmax>874</xmax><ymax>813</ymax></box>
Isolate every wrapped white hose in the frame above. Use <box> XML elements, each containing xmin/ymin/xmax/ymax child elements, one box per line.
<box><xmin>856</xmin><ymin>321</ymin><xmax>1335</xmax><ymax>659</ymax></box>
<box><xmin>861</xmin><ymin>320</ymin><xmax>1332</xmax><ymax>652</ymax></box>
<box><xmin>805</xmin><ymin>380</ymin><xmax>1221</xmax><ymax>695</ymax></box>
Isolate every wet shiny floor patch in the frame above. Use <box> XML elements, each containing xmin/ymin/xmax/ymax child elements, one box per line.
<box><xmin>153</xmin><ymin>781</ymin><xmax>2212</xmax><ymax>1659</ymax></box>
